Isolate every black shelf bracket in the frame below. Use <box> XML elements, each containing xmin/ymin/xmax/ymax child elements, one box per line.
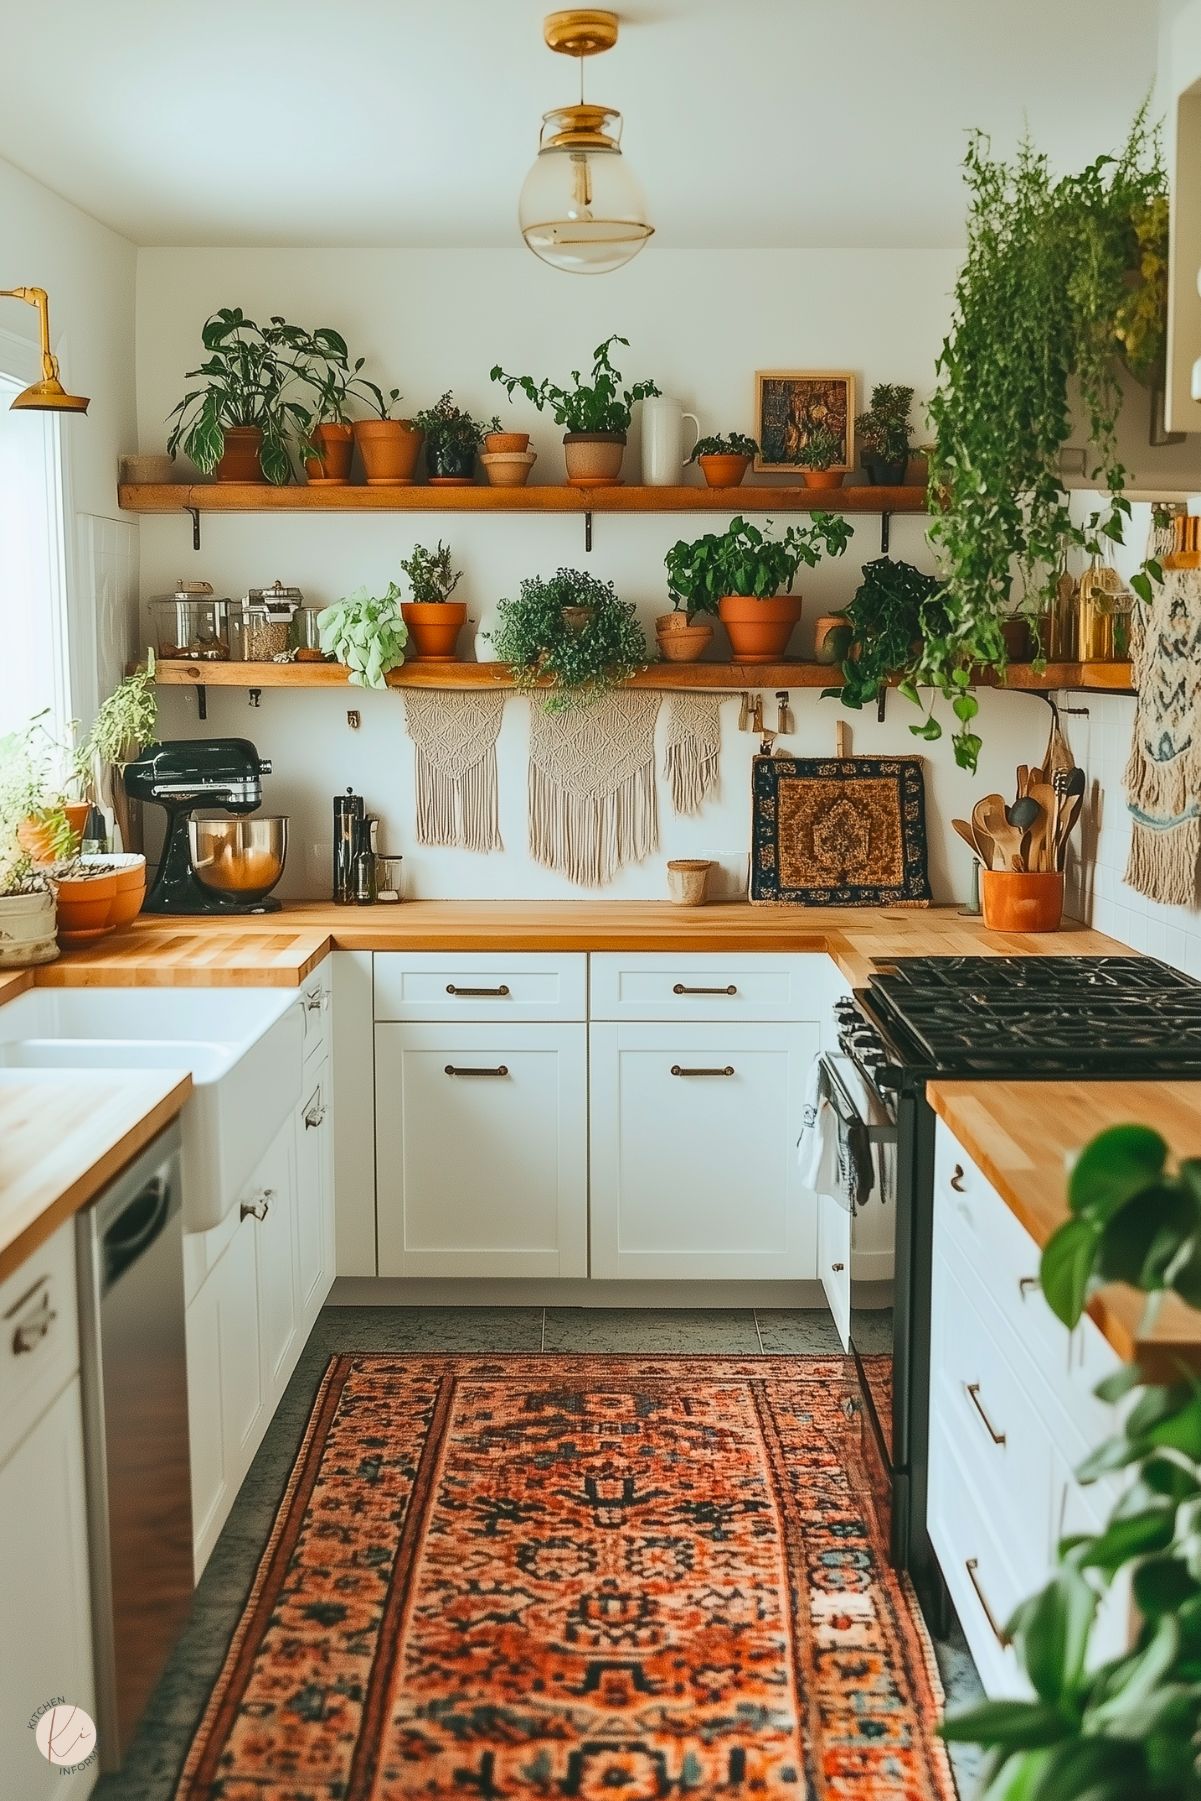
<box><xmin>880</xmin><ymin>511</ymin><xmax>892</xmax><ymax>555</ymax></box>
<box><xmin>194</xmin><ymin>682</ymin><xmax>207</xmax><ymax>721</ymax></box>
<box><xmin>584</xmin><ymin>509</ymin><xmax>593</xmax><ymax>553</ymax></box>
<box><xmin>185</xmin><ymin>504</ymin><xmax>201</xmax><ymax>552</ymax></box>
<box><xmin>876</xmin><ymin>687</ymin><xmax>887</xmax><ymax>723</ymax></box>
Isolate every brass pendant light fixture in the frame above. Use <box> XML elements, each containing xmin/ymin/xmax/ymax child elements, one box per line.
<box><xmin>0</xmin><ymin>287</ymin><xmax>90</xmax><ymax>413</ymax></box>
<box><xmin>519</xmin><ymin>10</ymin><xmax>654</xmax><ymax>275</ymax></box>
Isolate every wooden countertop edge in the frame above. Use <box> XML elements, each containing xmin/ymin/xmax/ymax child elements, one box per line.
<box><xmin>927</xmin><ymin>1084</ymin><xmax>1199</xmax><ymax>1374</ymax></box>
<box><xmin>0</xmin><ymin>1074</ymin><xmax>192</xmax><ymax>1286</ymax></box>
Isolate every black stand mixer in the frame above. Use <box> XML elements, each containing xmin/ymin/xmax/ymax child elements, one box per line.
<box><xmin>125</xmin><ymin>738</ymin><xmax>286</xmax><ymax>915</ymax></box>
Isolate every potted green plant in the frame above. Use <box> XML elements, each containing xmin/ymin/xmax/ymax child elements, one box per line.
<box><xmin>689</xmin><ymin>432</ymin><xmax>761</xmax><ymax>489</ymax></box>
<box><xmin>0</xmin><ymin>719</ymin><xmax>66</xmax><ymax>965</ymax></box>
<box><xmin>165</xmin><ymin>308</ymin><xmax>347</xmax><ymax>485</ymax></box>
<box><xmin>488</xmin><ymin>568</ymin><xmax>647</xmax><ymax>710</ymax></box>
<box><xmin>397</xmin><ymin>541</ymin><xmax>465</xmax><ymax>661</ymax></box>
<box><xmin>352</xmin><ymin>379</ymin><xmax>424</xmax><ymax>486</ymax></box>
<box><xmin>414</xmin><ymin>392</ymin><xmax>486</xmax><ymax>485</ymax></box>
<box><xmin>794</xmin><ymin>422</ymin><xmax>845</xmax><ymax>491</ymax></box>
<box><xmin>664</xmin><ymin>514</ymin><xmax>854</xmax><ymax>664</ymax></box>
<box><xmin>295</xmin><ymin>355</ymin><xmax>368</xmax><ymax>485</ymax></box>
<box><xmin>855</xmin><ymin>383</ymin><xmax>914</xmax><ymax>485</ymax></box>
<box><xmin>317</xmin><ymin>586</ymin><xmax>409</xmax><ymax>688</ymax></box>
<box><xmin>74</xmin><ymin>662</ymin><xmax>159</xmax><ymax>852</ymax></box>
<box><xmin>483</xmin><ymin>416</ymin><xmax>530</xmax><ymax>455</ymax></box>
<box><xmin>821</xmin><ymin>558</ymin><xmax>949</xmax><ymax>712</ymax></box>
<box><xmin>490</xmin><ymin>335</ymin><xmax>660</xmax><ymax>485</ymax></box>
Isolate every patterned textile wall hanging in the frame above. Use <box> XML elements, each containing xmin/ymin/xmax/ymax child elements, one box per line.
<box><xmin>403</xmin><ymin>690</ymin><xmax>505</xmax><ymax>853</ymax></box>
<box><xmin>1124</xmin><ymin>561</ymin><xmax>1201</xmax><ymax>907</ymax></box>
<box><xmin>528</xmin><ymin>691</ymin><xmax>660</xmax><ymax>886</ymax></box>
<box><xmin>664</xmin><ymin>693</ymin><xmax>722</xmax><ymax>815</ymax></box>
<box><xmin>750</xmin><ymin>754</ymin><xmax>932</xmax><ymax>906</ymax></box>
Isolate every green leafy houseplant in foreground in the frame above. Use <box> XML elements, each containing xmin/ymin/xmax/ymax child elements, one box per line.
<box><xmin>488</xmin><ymin>568</ymin><xmax>647</xmax><ymax>711</ymax></box>
<box><xmin>943</xmin><ymin>1122</ymin><xmax>1201</xmax><ymax>1799</ymax></box>
<box><xmin>317</xmin><ymin>587</ymin><xmax>408</xmax><ymax>688</ymax></box>
<box><xmin>922</xmin><ymin>106</ymin><xmax>1167</xmax><ymax>771</ymax></box>
<box><xmin>824</xmin><ymin>558</ymin><xmax>950</xmax><ymax>714</ymax></box>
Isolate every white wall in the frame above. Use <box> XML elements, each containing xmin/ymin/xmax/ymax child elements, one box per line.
<box><xmin>0</xmin><ymin>156</ymin><xmax>138</xmax><ymax>720</ymax></box>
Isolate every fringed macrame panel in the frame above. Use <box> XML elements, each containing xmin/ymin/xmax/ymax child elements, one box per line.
<box><xmin>403</xmin><ymin>690</ymin><xmax>505</xmax><ymax>854</ymax></box>
<box><xmin>664</xmin><ymin>693</ymin><xmax>722</xmax><ymax>815</ymax></box>
<box><xmin>1123</xmin><ymin>559</ymin><xmax>1201</xmax><ymax>905</ymax></box>
<box><xmin>527</xmin><ymin>691</ymin><xmax>660</xmax><ymax>887</ymax></box>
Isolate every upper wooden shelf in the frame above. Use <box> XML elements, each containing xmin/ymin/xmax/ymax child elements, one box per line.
<box><xmin>118</xmin><ymin>481</ymin><xmax>926</xmax><ymax>517</ymax></box>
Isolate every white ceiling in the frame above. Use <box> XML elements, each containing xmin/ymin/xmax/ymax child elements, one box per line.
<box><xmin>0</xmin><ymin>0</ymin><xmax>1163</xmax><ymax>249</ymax></box>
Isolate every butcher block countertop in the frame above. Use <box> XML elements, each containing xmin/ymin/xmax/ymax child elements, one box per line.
<box><xmin>929</xmin><ymin>1081</ymin><xmax>1201</xmax><ymax>1376</ymax></box>
<box><xmin>0</xmin><ymin>1068</ymin><xmax>192</xmax><ymax>1285</ymax></box>
<box><xmin>33</xmin><ymin>901</ymin><xmax>1129</xmax><ymax>988</ymax></box>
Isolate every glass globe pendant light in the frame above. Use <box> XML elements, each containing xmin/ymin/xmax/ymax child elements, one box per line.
<box><xmin>519</xmin><ymin>10</ymin><xmax>654</xmax><ymax>275</ymax></box>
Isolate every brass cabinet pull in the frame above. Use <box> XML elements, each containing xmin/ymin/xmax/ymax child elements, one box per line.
<box><xmin>444</xmin><ymin>1064</ymin><xmax>509</xmax><ymax>1078</ymax></box>
<box><xmin>965</xmin><ymin>1558</ymin><xmax>1012</xmax><ymax>1647</ymax></box>
<box><xmin>672</xmin><ymin>983</ymin><xmax>737</xmax><ymax>996</ymax></box>
<box><xmin>445</xmin><ymin>983</ymin><xmax>510</xmax><ymax>997</ymax></box>
<box><xmin>670</xmin><ymin>1064</ymin><xmax>735</xmax><ymax>1077</ymax></box>
<box><xmin>965</xmin><ymin>1382</ymin><xmax>1007</xmax><ymax>1445</ymax></box>
<box><xmin>950</xmin><ymin>1164</ymin><xmax>967</xmax><ymax>1193</ymax></box>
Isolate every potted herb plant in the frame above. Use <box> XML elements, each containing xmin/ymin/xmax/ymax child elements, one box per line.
<box><xmin>165</xmin><ymin>308</ymin><xmax>347</xmax><ymax>485</ymax></box>
<box><xmin>664</xmin><ymin>514</ymin><xmax>854</xmax><ymax>664</ymax></box>
<box><xmin>489</xmin><ymin>568</ymin><xmax>647</xmax><ymax>710</ymax></box>
<box><xmin>295</xmin><ymin>355</ymin><xmax>367</xmax><ymax>485</ymax></box>
<box><xmin>689</xmin><ymin>432</ymin><xmax>761</xmax><ymax>489</ymax></box>
<box><xmin>491</xmin><ymin>335</ymin><xmax>660</xmax><ymax>485</ymax></box>
<box><xmin>0</xmin><ymin>719</ymin><xmax>66</xmax><ymax>964</ymax></box>
<box><xmin>820</xmin><ymin>558</ymin><xmax>948</xmax><ymax>711</ymax></box>
<box><xmin>855</xmin><ymin>383</ymin><xmax>914</xmax><ymax>486</ymax></box>
<box><xmin>352</xmin><ymin>379</ymin><xmax>424</xmax><ymax>486</ymax></box>
<box><xmin>484</xmin><ymin>416</ymin><xmax>530</xmax><ymax>455</ymax></box>
<box><xmin>794</xmin><ymin>423</ymin><xmax>845</xmax><ymax>491</ymax></box>
<box><xmin>397</xmin><ymin>541</ymin><xmax>465</xmax><ymax>661</ymax></box>
<box><xmin>317</xmin><ymin>586</ymin><xmax>408</xmax><ymax>689</ymax></box>
<box><xmin>75</xmin><ymin>662</ymin><xmax>159</xmax><ymax>852</ymax></box>
<box><xmin>414</xmin><ymin>392</ymin><xmax>486</xmax><ymax>485</ymax></box>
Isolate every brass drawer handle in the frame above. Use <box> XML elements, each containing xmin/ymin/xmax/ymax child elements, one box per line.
<box><xmin>965</xmin><ymin>1558</ymin><xmax>1012</xmax><ymax>1648</ymax></box>
<box><xmin>444</xmin><ymin>1064</ymin><xmax>510</xmax><ymax>1078</ymax></box>
<box><xmin>671</xmin><ymin>1064</ymin><xmax>735</xmax><ymax>1077</ymax></box>
<box><xmin>672</xmin><ymin>983</ymin><xmax>737</xmax><ymax>996</ymax></box>
<box><xmin>966</xmin><ymin>1382</ymin><xmax>1007</xmax><ymax>1445</ymax></box>
<box><xmin>950</xmin><ymin>1164</ymin><xmax>967</xmax><ymax>1193</ymax></box>
<box><xmin>446</xmin><ymin>983</ymin><xmax>510</xmax><ymax>998</ymax></box>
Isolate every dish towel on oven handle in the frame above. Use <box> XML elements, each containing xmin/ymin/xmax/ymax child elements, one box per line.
<box><xmin>796</xmin><ymin>1053</ymin><xmax>874</xmax><ymax>1212</ymax></box>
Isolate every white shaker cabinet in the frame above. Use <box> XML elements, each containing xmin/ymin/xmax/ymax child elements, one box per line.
<box><xmin>295</xmin><ymin>1057</ymin><xmax>334</xmax><ymax>1323</ymax></box>
<box><xmin>186</xmin><ymin>1203</ymin><xmax>265</xmax><ymax>1576</ymax></box>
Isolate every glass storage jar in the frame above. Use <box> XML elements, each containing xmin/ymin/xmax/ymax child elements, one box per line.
<box><xmin>290</xmin><ymin>605</ymin><xmax>331</xmax><ymax>662</ymax></box>
<box><xmin>231</xmin><ymin>580</ymin><xmax>303</xmax><ymax>661</ymax></box>
<box><xmin>150</xmin><ymin>580</ymin><xmax>232</xmax><ymax>660</ymax></box>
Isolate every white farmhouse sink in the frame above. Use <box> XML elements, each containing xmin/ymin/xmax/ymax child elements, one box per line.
<box><xmin>0</xmin><ymin>987</ymin><xmax>303</xmax><ymax>1232</ymax></box>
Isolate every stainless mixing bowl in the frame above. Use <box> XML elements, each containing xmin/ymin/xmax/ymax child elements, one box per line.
<box><xmin>189</xmin><ymin>816</ymin><xmax>288</xmax><ymax>902</ymax></box>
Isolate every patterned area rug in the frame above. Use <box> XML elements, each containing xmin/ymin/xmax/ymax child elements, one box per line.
<box><xmin>177</xmin><ymin>1355</ymin><xmax>954</xmax><ymax>1799</ymax></box>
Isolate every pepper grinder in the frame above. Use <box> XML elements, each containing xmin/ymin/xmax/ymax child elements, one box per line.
<box><xmin>333</xmin><ymin>788</ymin><xmax>364</xmax><ymax>904</ymax></box>
<box><xmin>353</xmin><ymin>816</ymin><xmax>380</xmax><ymax>904</ymax></box>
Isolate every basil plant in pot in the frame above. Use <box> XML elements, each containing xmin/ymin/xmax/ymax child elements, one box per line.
<box><xmin>488</xmin><ymin>568</ymin><xmax>647</xmax><ymax>712</ymax></box>
<box><xmin>317</xmin><ymin>586</ymin><xmax>408</xmax><ymax>689</ymax></box>
<box><xmin>397</xmin><ymin>540</ymin><xmax>465</xmax><ymax>662</ymax></box>
<box><xmin>689</xmin><ymin>432</ymin><xmax>761</xmax><ymax>490</ymax></box>
<box><xmin>490</xmin><ymin>335</ymin><xmax>660</xmax><ymax>485</ymax></box>
<box><xmin>414</xmin><ymin>391</ymin><xmax>486</xmax><ymax>484</ymax></box>
<box><xmin>664</xmin><ymin>514</ymin><xmax>854</xmax><ymax>665</ymax></box>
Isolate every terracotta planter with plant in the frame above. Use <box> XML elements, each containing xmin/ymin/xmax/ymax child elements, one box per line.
<box><xmin>354</xmin><ymin>419</ymin><xmax>423</xmax><ymax>484</ymax></box>
<box><xmin>214</xmin><ymin>426</ymin><xmax>267</xmax><ymax>483</ymax></box>
<box><xmin>398</xmin><ymin>541</ymin><xmax>466</xmax><ymax>661</ymax></box>
<box><xmin>491</xmin><ymin>334</ymin><xmax>659</xmax><ymax>488</ymax></box>
<box><xmin>655</xmin><ymin>612</ymin><xmax>713</xmax><ymax>663</ymax></box>
<box><xmin>856</xmin><ymin>383</ymin><xmax>914</xmax><ymax>486</ymax></box>
<box><xmin>664</xmin><ymin>513</ymin><xmax>853</xmax><ymax>667</ymax></box>
<box><xmin>689</xmin><ymin>432</ymin><xmax>760</xmax><ymax>490</ymax></box>
<box><xmin>484</xmin><ymin>422</ymin><xmax>530</xmax><ymax>455</ymax></box>
<box><xmin>303</xmin><ymin>421</ymin><xmax>354</xmax><ymax>485</ymax></box>
<box><xmin>84</xmin><ymin>852</ymin><xmax>146</xmax><ymax>927</ymax></box>
<box><xmin>488</xmin><ymin>568</ymin><xmax>647</xmax><ymax>711</ymax></box>
<box><xmin>53</xmin><ymin>866</ymin><xmax>118</xmax><ymax>944</ymax></box>
<box><xmin>795</xmin><ymin>423</ymin><xmax>845</xmax><ymax>491</ymax></box>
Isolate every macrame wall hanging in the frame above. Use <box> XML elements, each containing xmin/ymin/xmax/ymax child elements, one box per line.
<box><xmin>664</xmin><ymin>693</ymin><xmax>722</xmax><ymax>815</ymax></box>
<box><xmin>403</xmin><ymin>690</ymin><xmax>505</xmax><ymax>853</ymax></box>
<box><xmin>1123</xmin><ymin>557</ymin><xmax>1201</xmax><ymax>906</ymax></box>
<box><xmin>527</xmin><ymin>691</ymin><xmax>660</xmax><ymax>886</ymax></box>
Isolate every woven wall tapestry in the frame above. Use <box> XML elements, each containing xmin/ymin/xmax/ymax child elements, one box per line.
<box><xmin>664</xmin><ymin>693</ymin><xmax>722</xmax><ymax>815</ymax></box>
<box><xmin>403</xmin><ymin>690</ymin><xmax>504</xmax><ymax>853</ymax></box>
<box><xmin>750</xmin><ymin>755</ymin><xmax>931</xmax><ymax>907</ymax></box>
<box><xmin>1123</xmin><ymin>561</ymin><xmax>1201</xmax><ymax>905</ymax></box>
<box><xmin>528</xmin><ymin>691</ymin><xmax>660</xmax><ymax>886</ymax></box>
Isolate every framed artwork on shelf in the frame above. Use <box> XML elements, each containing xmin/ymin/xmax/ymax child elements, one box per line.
<box><xmin>754</xmin><ymin>370</ymin><xmax>856</xmax><ymax>474</ymax></box>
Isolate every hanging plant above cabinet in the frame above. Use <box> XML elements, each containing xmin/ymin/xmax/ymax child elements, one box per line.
<box><xmin>824</xmin><ymin>558</ymin><xmax>950</xmax><ymax>715</ymax></box>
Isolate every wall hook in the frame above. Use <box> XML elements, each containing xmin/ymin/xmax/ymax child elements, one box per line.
<box><xmin>584</xmin><ymin>510</ymin><xmax>593</xmax><ymax>553</ymax></box>
<box><xmin>194</xmin><ymin>683</ymin><xmax>207</xmax><ymax>721</ymax></box>
<box><xmin>880</xmin><ymin>510</ymin><xmax>892</xmax><ymax>556</ymax></box>
<box><xmin>185</xmin><ymin>504</ymin><xmax>201</xmax><ymax>552</ymax></box>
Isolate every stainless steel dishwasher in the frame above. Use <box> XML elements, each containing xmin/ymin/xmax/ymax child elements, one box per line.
<box><xmin>76</xmin><ymin>1122</ymin><xmax>193</xmax><ymax>1771</ymax></box>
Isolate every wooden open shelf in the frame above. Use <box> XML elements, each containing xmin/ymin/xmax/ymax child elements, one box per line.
<box><xmin>119</xmin><ymin>481</ymin><xmax>925</xmax><ymax>516</ymax></box>
<box><xmin>147</xmin><ymin>658</ymin><xmax>1135</xmax><ymax>695</ymax></box>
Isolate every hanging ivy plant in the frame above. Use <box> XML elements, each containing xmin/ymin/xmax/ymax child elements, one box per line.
<box><xmin>920</xmin><ymin>105</ymin><xmax>1167</xmax><ymax>770</ymax></box>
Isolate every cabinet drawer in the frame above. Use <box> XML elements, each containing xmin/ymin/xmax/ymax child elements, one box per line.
<box><xmin>590</xmin><ymin>953</ymin><xmax>830</xmax><ymax>1021</ymax></box>
<box><xmin>0</xmin><ymin>1221</ymin><xmax>79</xmax><ymax>1467</ymax></box>
<box><xmin>374</xmin><ymin>952</ymin><xmax>586</xmax><ymax>1022</ymax></box>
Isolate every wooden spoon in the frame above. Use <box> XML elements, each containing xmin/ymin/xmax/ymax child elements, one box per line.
<box><xmin>1016</xmin><ymin>764</ymin><xmax>1030</xmax><ymax>799</ymax></box>
<box><xmin>953</xmin><ymin>817</ymin><xmax>991</xmax><ymax>864</ymax></box>
<box><xmin>1024</xmin><ymin>782</ymin><xmax>1058</xmax><ymax>871</ymax></box>
<box><xmin>978</xmin><ymin>794</ymin><xmax>1027</xmax><ymax>871</ymax></box>
<box><xmin>971</xmin><ymin>798</ymin><xmax>1000</xmax><ymax>871</ymax></box>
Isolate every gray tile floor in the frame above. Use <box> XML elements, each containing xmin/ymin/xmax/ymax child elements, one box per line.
<box><xmin>95</xmin><ymin>1306</ymin><xmax>984</xmax><ymax>1801</ymax></box>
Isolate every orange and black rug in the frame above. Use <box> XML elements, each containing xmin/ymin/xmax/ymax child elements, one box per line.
<box><xmin>178</xmin><ymin>1354</ymin><xmax>954</xmax><ymax>1799</ymax></box>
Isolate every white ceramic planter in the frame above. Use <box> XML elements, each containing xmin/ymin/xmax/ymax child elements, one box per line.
<box><xmin>0</xmin><ymin>889</ymin><xmax>59</xmax><ymax>966</ymax></box>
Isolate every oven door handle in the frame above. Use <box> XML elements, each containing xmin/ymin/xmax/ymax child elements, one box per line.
<box><xmin>818</xmin><ymin>1054</ymin><xmax>898</xmax><ymax>1146</ymax></box>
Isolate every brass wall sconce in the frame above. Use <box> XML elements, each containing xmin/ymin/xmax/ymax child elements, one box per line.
<box><xmin>0</xmin><ymin>287</ymin><xmax>89</xmax><ymax>413</ymax></box>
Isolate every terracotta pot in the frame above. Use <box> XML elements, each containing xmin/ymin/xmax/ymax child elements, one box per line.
<box><xmin>304</xmin><ymin>421</ymin><xmax>354</xmax><ymax>485</ymax></box>
<box><xmin>214</xmin><ymin>426</ymin><xmax>265</xmax><ymax>484</ymax></box>
<box><xmin>481</xmin><ymin>450</ymin><xmax>537</xmax><ymax>488</ymax></box>
<box><xmin>80</xmin><ymin>852</ymin><xmax>145</xmax><ymax>927</ymax></box>
<box><xmin>563</xmin><ymin>431</ymin><xmax>625</xmax><ymax>485</ymax></box>
<box><xmin>63</xmin><ymin>803</ymin><xmax>91</xmax><ymax>849</ymax></box>
<box><xmin>0</xmin><ymin>890</ymin><xmax>58</xmax><ymax>967</ymax></box>
<box><xmin>981</xmin><ymin>869</ymin><xmax>1064</xmax><ymax>934</ymax></box>
<box><xmin>718</xmin><ymin>592</ymin><xmax>803</xmax><ymax>664</ymax></box>
<box><xmin>52</xmin><ymin>868</ymin><xmax>118</xmax><ymax>944</ymax></box>
<box><xmin>800</xmin><ymin>468</ymin><xmax>844</xmax><ymax>491</ymax></box>
<box><xmin>697</xmin><ymin>453</ymin><xmax>750</xmax><ymax>489</ymax></box>
<box><xmin>813</xmin><ymin>612</ymin><xmax>852</xmax><ymax>666</ymax></box>
<box><xmin>18</xmin><ymin>815</ymin><xmax>66</xmax><ymax>866</ymax></box>
<box><xmin>353</xmin><ymin>419</ymin><xmax>423</xmax><ymax>486</ymax></box>
<box><xmin>400</xmin><ymin>600</ymin><xmax>467</xmax><ymax>662</ymax></box>
<box><xmin>655</xmin><ymin>616</ymin><xmax>713</xmax><ymax>663</ymax></box>
<box><xmin>667</xmin><ymin>859</ymin><xmax>712</xmax><ymax>906</ymax></box>
<box><xmin>485</xmin><ymin>431</ymin><xmax>530</xmax><ymax>454</ymax></box>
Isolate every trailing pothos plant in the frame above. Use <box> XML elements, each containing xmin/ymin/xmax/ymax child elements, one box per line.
<box><xmin>490</xmin><ymin>335</ymin><xmax>660</xmax><ymax>435</ymax></box>
<box><xmin>488</xmin><ymin>568</ymin><xmax>647</xmax><ymax>711</ymax></box>
<box><xmin>943</xmin><ymin>1122</ymin><xmax>1201</xmax><ymax>1800</ymax></box>
<box><xmin>823</xmin><ymin>558</ymin><xmax>950</xmax><ymax>713</ymax></box>
<box><xmin>921</xmin><ymin>105</ymin><xmax>1167</xmax><ymax>771</ymax></box>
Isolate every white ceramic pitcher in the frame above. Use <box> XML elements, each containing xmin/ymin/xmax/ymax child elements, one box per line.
<box><xmin>640</xmin><ymin>395</ymin><xmax>700</xmax><ymax>486</ymax></box>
